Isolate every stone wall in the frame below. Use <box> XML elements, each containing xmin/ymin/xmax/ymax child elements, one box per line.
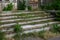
<box><xmin>0</xmin><ymin>0</ymin><xmax>17</xmax><ymax>11</ymax></box>
<box><xmin>0</xmin><ymin>3</ymin><xmax>2</xmax><ymax>12</ymax></box>
<box><xmin>1</xmin><ymin>0</ymin><xmax>39</xmax><ymax>11</ymax></box>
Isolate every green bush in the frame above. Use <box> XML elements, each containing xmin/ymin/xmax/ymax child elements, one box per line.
<box><xmin>28</xmin><ymin>6</ymin><xmax>32</xmax><ymax>11</ymax></box>
<box><xmin>3</xmin><ymin>3</ymin><xmax>13</xmax><ymax>11</ymax></box>
<box><xmin>14</xmin><ymin>23</ymin><xmax>22</xmax><ymax>33</ymax></box>
<box><xmin>51</xmin><ymin>24</ymin><xmax>60</xmax><ymax>33</ymax></box>
<box><xmin>45</xmin><ymin>4</ymin><xmax>54</xmax><ymax>10</ymax></box>
<box><xmin>40</xmin><ymin>0</ymin><xmax>60</xmax><ymax>10</ymax></box>
<box><xmin>40</xmin><ymin>0</ymin><xmax>60</xmax><ymax>21</ymax></box>
<box><xmin>55</xmin><ymin>12</ymin><xmax>60</xmax><ymax>21</ymax></box>
<box><xmin>17</xmin><ymin>0</ymin><xmax>26</xmax><ymax>10</ymax></box>
<box><xmin>40</xmin><ymin>5</ymin><xmax>46</xmax><ymax>10</ymax></box>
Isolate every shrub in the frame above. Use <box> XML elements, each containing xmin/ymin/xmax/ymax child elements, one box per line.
<box><xmin>55</xmin><ymin>12</ymin><xmax>60</xmax><ymax>21</ymax></box>
<box><xmin>40</xmin><ymin>0</ymin><xmax>60</xmax><ymax>10</ymax></box>
<box><xmin>40</xmin><ymin>5</ymin><xmax>46</xmax><ymax>10</ymax></box>
<box><xmin>45</xmin><ymin>4</ymin><xmax>54</xmax><ymax>10</ymax></box>
<box><xmin>51</xmin><ymin>24</ymin><xmax>60</xmax><ymax>33</ymax></box>
<box><xmin>28</xmin><ymin>6</ymin><xmax>32</xmax><ymax>11</ymax></box>
<box><xmin>13</xmin><ymin>23</ymin><xmax>23</xmax><ymax>40</ymax></box>
<box><xmin>40</xmin><ymin>0</ymin><xmax>60</xmax><ymax>21</ymax></box>
<box><xmin>17</xmin><ymin>0</ymin><xmax>26</xmax><ymax>10</ymax></box>
<box><xmin>3</xmin><ymin>3</ymin><xmax>13</xmax><ymax>11</ymax></box>
<box><xmin>14</xmin><ymin>23</ymin><xmax>22</xmax><ymax>33</ymax></box>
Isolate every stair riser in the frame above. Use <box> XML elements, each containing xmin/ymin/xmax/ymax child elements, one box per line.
<box><xmin>1</xmin><ymin>22</ymin><xmax>58</xmax><ymax>32</ymax></box>
<box><xmin>1</xmin><ymin>23</ymin><xmax>55</xmax><ymax>33</ymax></box>
<box><xmin>5</xmin><ymin>27</ymin><xmax>50</xmax><ymax>38</ymax></box>
<box><xmin>1</xmin><ymin>11</ymin><xmax>45</xmax><ymax>14</ymax></box>
<box><xmin>0</xmin><ymin>18</ymin><xmax>54</xmax><ymax>23</ymax></box>
<box><xmin>0</xmin><ymin>18</ymin><xmax>54</xmax><ymax>27</ymax></box>
<box><xmin>0</xmin><ymin>16</ymin><xmax>52</xmax><ymax>20</ymax></box>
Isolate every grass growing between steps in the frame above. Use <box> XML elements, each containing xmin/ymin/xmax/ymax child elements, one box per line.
<box><xmin>21</xmin><ymin>31</ymin><xmax>60</xmax><ymax>40</ymax></box>
<box><xmin>0</xmin><ymin>15</ymin><xmax>49</xmax><ymax>21</ymax></box>
<box><xmin>1</xmin><ymin>23</ymin><xmax>60</xmax><ymax>40</ymax></box>
<box><xmin>0</xmin><ymin>19</ymin><xmax>54</xmax><ymax>25</ymax></box>
<box><xmin>20</xmin><ymin>20</ymin><xmax>54</xmax><ymax>25</ymax></box>
<box><xmin>2</xmin><ymin>30</ymin><xmax>60</xmax><ymax>40</ymax></box>
<box><xmin>5</xmin><ymin>31</ymin><xmax>60</xmax><ymax>40</ymax></box>
<box><xmin>0</xmin><ymin>12</ymin><xmax>48</xmax><ymax>17</ymax></box>
<box><xmin>20</xmin><ymin>24</ymin><xmax>60</xmax><ymax>40</ymax></box>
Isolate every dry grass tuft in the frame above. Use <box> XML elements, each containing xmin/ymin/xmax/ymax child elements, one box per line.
<box><xmin>42</xmin><ymin>31</ymin><xmax>60</xmax><ymax>40</ymax></box>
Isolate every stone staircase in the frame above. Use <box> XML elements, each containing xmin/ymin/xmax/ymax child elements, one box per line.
<box><xmin>0</xmin><ymin>11</ymin><xmax>58</xmax><ymax>38</ymax></box>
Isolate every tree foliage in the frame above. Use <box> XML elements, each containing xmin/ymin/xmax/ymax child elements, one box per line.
<box><xmin>41</xmin><ymin>0</ymin><xmax>60</xmax><ymax>10</ymax></box>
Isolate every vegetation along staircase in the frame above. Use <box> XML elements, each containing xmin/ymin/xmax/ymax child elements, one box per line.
<box><xmin>0</xmin><ymin>11</ymin><xmax>59</xmax><ymax>38</ymax></box>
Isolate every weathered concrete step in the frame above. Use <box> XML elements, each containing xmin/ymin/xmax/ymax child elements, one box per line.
<box><xmin>0</xmin><ymin>13</ymin><xmax>51</xmax><ymax>18</ymax></box>
<box><xmin>0</xmin><ymin>14</ymin><xmax>48</xmax><ymax>19</ymax></box>
<box><xmin>5</xmin><ymin>27</ymin><xmax>50</xmax><ymax>35</ymax></box>
<box><xmin>1</xmin><ymin>28</ymin><xmax>13</xmax><ymax>32</ymax></box>
<box><xmin>1</xmin><ymin>22</ymin><xmax>56</xmax><ymax>32</ymax></box>
<box><xmin>0</xmin><ymin>20</ymin><xmax>54</xmax><ymax>31</ymax></box>
<box><xmin>0</xmin><ymin>16</ymin><xmax>52</xmax><ymax>20</ymax></box>
<box><xmin>1</xmin><ymin>22</ymin><xmax>58</xmax><ymax>33</ymax></box>
<box><xmin>1</xmin><ymin>24</ymin><xmax>48</xmax><ymax>32</ymax></box>
<box><xmin>0</xmin><ymin>15</ymin><xmax>52</xmax><ymax>20</ymax></box>
<box><xmin>0</xmin><ymin>18</ymin><xmax>54</xmax><ymax>26</ymax></box>
<box><xmin>23</xmin><ymin>27</ymin><xmax>50</xmax><ymax>33</ymax></box>
<box><xmin>1</xmin><ymin>11</ymin><xmax>46</xmax><ymax>14</ymax></box>
<box><xmin>0</xmin><ymin>12</ymin><xmax>47</xmax><ymax>16</ymax></box>
<box><xmin>1</xmin><ymin>20</ymin><xmax>53</xmax><ymax>26</ymax></box>
<box><xmin>5</xmin><ymin>27</ymin><xmax>50</xmax><ymax>38</ymax></box>
<box><xmin>0</xmin><ymin>18</ymin><xmax>53</xmax><ymax>23</ymax></box>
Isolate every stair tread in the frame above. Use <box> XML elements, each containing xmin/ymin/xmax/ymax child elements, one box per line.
<box><xmin>0</xmin><ymin>18</ymin><xmax>53</xmax><ymax>22</ymax></box>
<box><xmin>0</xmin><ymin>21</ymin><xmax>58</xmax><ymax>28</ymax></box>
<box><xmin>5</xmin><ymin>27</ymin><xmax>50</xmax><ymax>38</ymax></box>
<box><xmin>0</xmin><ymin>15</ymin><xmax>53</xmax><ymax>20</ymax></box>
<box><xmin>0</xmin><ymin>18</ymin><xmax>54</xmax><ymax>26</ymax></box>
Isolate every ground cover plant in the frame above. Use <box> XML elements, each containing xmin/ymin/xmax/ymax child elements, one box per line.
<box><xmin>13</xmin><ymin>23</ymin><xmax>23</xmax><ymax>40</ymax></box>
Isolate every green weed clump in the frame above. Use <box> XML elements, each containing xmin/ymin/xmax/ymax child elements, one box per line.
<box><xmin>3</xmin><ymin>3</ymin><xmax>13</xmax><ymax>11</ymax></box>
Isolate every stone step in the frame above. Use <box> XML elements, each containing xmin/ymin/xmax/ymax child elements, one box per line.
<box><xmin>0</xmin><ymin>16</ymin><xmax>52</xmax><ymax>20</ymax></box>
<box><xmin>23</xmin><ymin>27</ymin><xmax>50</xmax><ymax>33</ymax></box>
<box><xmin>0</xmin><ymin>14</ymin><xmax>48</xmax><ymax>19</ymax></box>
<box><xmin>0</xmin><ymin>12</ymin><xmax>48</xmax><ymax>17</ymax></box>
<box><xmin>0</xmin><ymin>18</ymin><xmax>54</xmax><ymax>27</ymax></box>
<box><xmin>1</xmin><ymin>22</ymin><xmax>58</xmax><ymax>33</ymax></box>
<box><xmin>5</xmin><ymin>27</ymin><xmax>50</xmax><ymax>38</ymax></box>
<box><xmin>0</xmin><ymin>15</ymin><xmax>52</xmax><ymax>20</ymax></box>
<box><xmin>0</xmin><ymin>18</ymin><xmax>54</xmax><ymax>23</ymax></box>
<box><xmin>0</xmin><ymin>20</ymin><xmax>54</xmax><ymax>31</ymax></box>
<box><xmin>1</xmin><ymin>11</ymin><xmax>46</xmax><ymax>14</ymax></box>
